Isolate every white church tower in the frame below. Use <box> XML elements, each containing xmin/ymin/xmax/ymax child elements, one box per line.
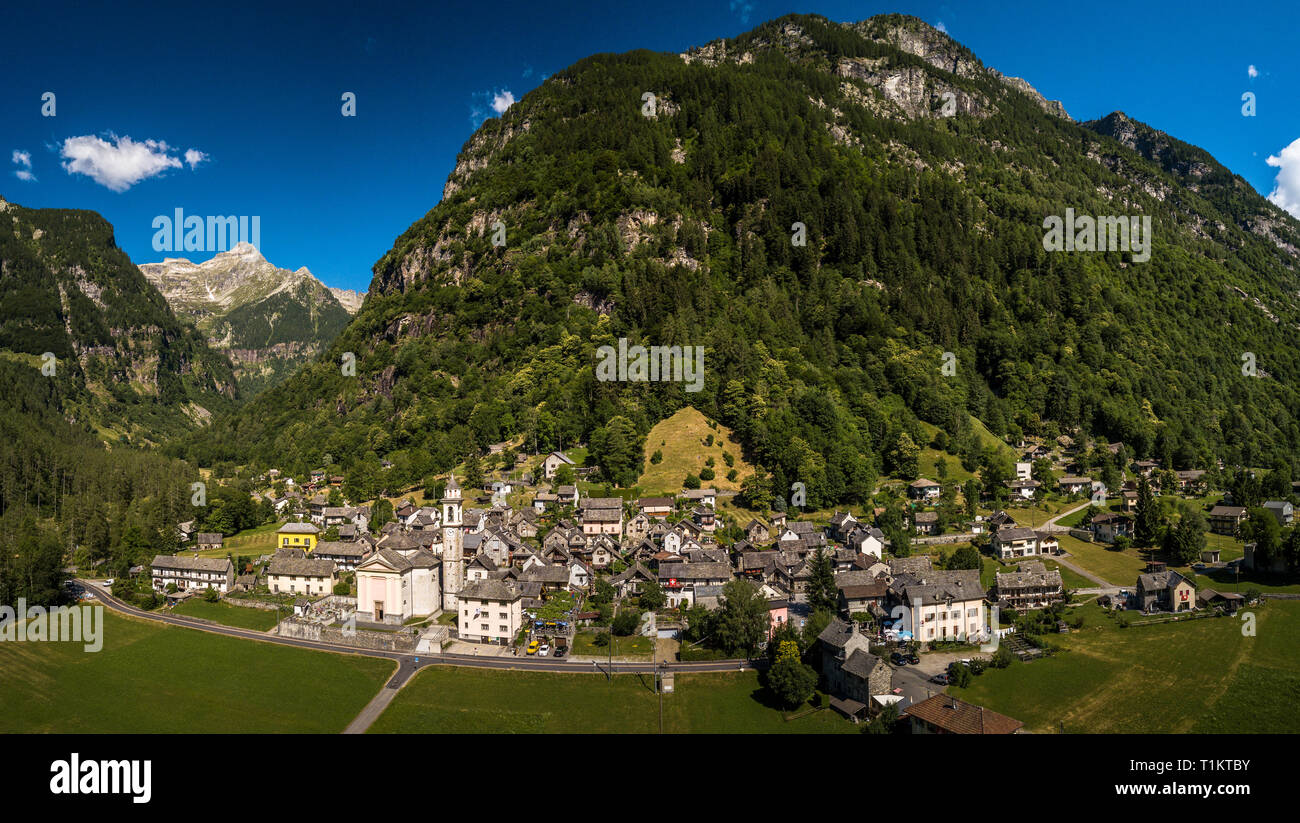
<box><xmin>441</xmin><ymin>474</ymin><xmax>464</xmax><ymax>610</ymax></box>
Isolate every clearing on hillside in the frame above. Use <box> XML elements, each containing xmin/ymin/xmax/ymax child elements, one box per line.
<box><xmin>636</xmin><ymin>407</ymin><xmax>753</xmax><ymax>496</ymax></box>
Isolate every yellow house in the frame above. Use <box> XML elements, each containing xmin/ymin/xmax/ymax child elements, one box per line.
<box><xmin>276</xmin><ymin>522</ymin><xmax>320</xmax><ymax>553</ymax></box>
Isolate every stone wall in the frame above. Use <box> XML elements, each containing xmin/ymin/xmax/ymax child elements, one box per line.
<box><xmin>277</xmin><ymin>617</ymin><xmax>418</xmax><ymax>652</ymax></box>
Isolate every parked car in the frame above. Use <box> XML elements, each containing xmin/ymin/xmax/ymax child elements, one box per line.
<box><xmin>890</xmin><ymin>652</ymin><xmax>908</xmax><ymax>666</ymax></box>
<box><xmin>930</xmin><ymin>672</ymin><xmax>950</xmax><ymax>685</ymax></box>
<box><xmin>104</xmin><ymin>579</ymin><xmax>114</xmax><ymax>587</ymax></box>
<box><xmin>553</xmin><ymin>646</ymin><xmax>566</xmax><ymax>659</ymax></box>
<box><xmin>526</xmin><ymin>640</ymin><xmax>539</xmax><ymax>655</ymax></box>
<box><xmin>538</xmin><ymin>644</ymin><xmax>550</xmax><ymax>657</ymax></box>
<box><xmin>906</xmin><ymin>653</ymin><xmax>921</xmax><ymax>665</ymax></box>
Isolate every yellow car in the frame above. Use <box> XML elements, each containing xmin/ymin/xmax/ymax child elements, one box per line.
<box><xmin>526</xmin><ymin>640</ymin><xmax>539</xmax><ymax>655</ymax></box>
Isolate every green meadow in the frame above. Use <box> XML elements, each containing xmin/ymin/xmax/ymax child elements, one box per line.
<box><xmin>0</xmin><ymin>609</ymin><xmax>391</xmax><ymax>733</ymax></box>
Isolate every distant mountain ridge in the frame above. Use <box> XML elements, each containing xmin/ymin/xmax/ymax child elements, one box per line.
<box><xmin>140</xmin><ymin>243</ymin><xmax>361</xmax><ymax>396</ymax></box>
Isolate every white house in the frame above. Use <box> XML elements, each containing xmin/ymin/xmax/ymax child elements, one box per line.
<box><xmin>542</xmin><ymin>451</ymin><xmax>575</xmax><ymax>480</ymax></box>
<box><xmin>892</xmin><ymin>570</ymin><xmax>986</xmax><ymax>643</ymax></box>
<box><xmin>266</xmin><ymin>554</ymin><xmax>337</xmax><ymax>597</ymax></box>
<box><xmin>150</xmin><ymin>555</ymin><xmax>235</xmax><ymax>593</ymax></box>
<box><xmin>459</xmin><ymin>580</ymin><xmax>523</xmax><ymax>645</ymax></box>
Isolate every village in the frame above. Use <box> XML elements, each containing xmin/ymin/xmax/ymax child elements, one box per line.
<box><xmin>116</xmin><ymin>429</ymin><xmax>1300</xmax><ymax>734</ymax></box>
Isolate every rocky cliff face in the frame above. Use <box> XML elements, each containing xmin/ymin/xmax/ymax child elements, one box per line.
<box><xmin>139</xmin><ymin>243</ymin><xmax>359</xmax><ymax>395</ymax></box>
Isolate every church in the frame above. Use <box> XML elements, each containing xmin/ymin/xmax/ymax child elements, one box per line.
<box><xmin>354</xmin><ymin>474</ymin><xmax>466</xmax><ymax>624</ymax></box>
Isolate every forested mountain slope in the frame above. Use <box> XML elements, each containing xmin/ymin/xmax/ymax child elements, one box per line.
<box><xmin>0</xmin><ymin>197</ymin><xmax>238</xmax><ymax>444</ymax></box>
<box><xmin>178</xmin><ymin>13</ymin><xmax>1300</xmax><ymax>506</ymax></box>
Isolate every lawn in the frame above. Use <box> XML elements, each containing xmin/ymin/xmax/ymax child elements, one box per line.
<box><xmin>171</xmin><ymin>598</ymin><xmax>281</xmax><ymax>631</ymax></box>
<box><xmin>369</xmin><ymin>667</ymin><xmax>859</xmax><ymax>733</ymax></box>
<box><xmin>1055</xmin><ymin>534</ymin><xmax>1147</xmax><ymax>586</ymax></box>
<box><xmin>570</xmin><ymin>630</ymin><xmax>653</xmax><ymax>658</ymax></box>
<box><xmin>0</xmin><ymin>609</ymin><xmax>392</xmax><ymax>733</ymax></box>
<box><xmin>197</xmin><ymin>520</ymin><xmax>282</xmax><ymax>558</ymax></box>
<box><xmin>636</xmin><ymin>406</ymin><xmax>752</xmax><ymax>495</ymax></box>
<box><xmin>1038</xmin><ymin>558</ymin><xmax>1097</xmax><ymax>591</ymax></box>
<box><xmin>952</xmin><ymin>599</ymin><xmax>1300</xmax><ymax>733</ymax></box>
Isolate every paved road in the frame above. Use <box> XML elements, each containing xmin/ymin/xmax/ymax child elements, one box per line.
<box><xmin>78</xmin><ymin>580</ymin><xmax>753</xmax><ymax>732</ymax></box>
<box><xmin>1043</xmin><ymin>501</ymin><xmax>1091</xmax><ymax>531</ymax></box>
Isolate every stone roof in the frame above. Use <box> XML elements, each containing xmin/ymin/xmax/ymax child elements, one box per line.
<box><xmin>460</xmin><ymin>579</ymin><xmax>521</xmax><ymax>603</ymax></box>
<box><xmin>1138</xmin><ymin>569</ymin><xmax>1191</xmax><ymax>592</ymax></box>
<box><xmin>521</xmin><ymin>565</ymin><xmax>570</xmax><ymax>584</ymax></box>
<box><xmin>995</xmin><ymin>527</ymin><xmax>1039</xmax><ymax>542</ymax></box>
<box><xmin>887</xmin><ymin>555</ymin><xmax>933</xmax><ymax>576</ymax></box>
<box><xmin>996</xmin><ymin>563</ymin><xmax>1062</xmax><ymax>591</ymax></box>
<box><xmin>267</xmin><ymin>556</ymin><xmax>335</xmax><ymax>578</ymax></box>
<box><xmin>196</xmin><ymin>533</ymin><xmax>223</xmax><ymax>543</ymax></box>
<box><xmin>278</xmin><ymin>522</ymin><xmax>320</xmax><ymax>534</ymax></box>
<box><xmin>900</xmin><ymin>569</ymin><xmax>985</xmax><ymax>606</ymax></box>
<box><xmin>658</xmin><ymin>561</ymin><xmax>731</xmax><ymax>581</ymax></box>
<box><xmin>841</xmin><ymin>648</ymin><xmax>883</xmax><ymax>680</ymax></box>
<box><xmin>1209</xmin><ymin>506</ymin><xmax>1247</xmax><ymax>517</ymax></box>
<box><xmin>151</xmin><ymin>555</ymin><xmax>232</xmax><ymax>573</ymax></box>
<box><xmin>817</xmin><ymin>617</ymin><xmax>861</xmax><ymax>649</ymax></box>
<box><xmin>314</xmin><ymin>541</ymin><xmax>367</xmax><ymax>557</ymax></box>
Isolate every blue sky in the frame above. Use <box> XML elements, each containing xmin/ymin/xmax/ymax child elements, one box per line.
<box><xmin>3</xmin><ymin>0</ymin><xmax>1298</xmax><ymax>292</ymax></box>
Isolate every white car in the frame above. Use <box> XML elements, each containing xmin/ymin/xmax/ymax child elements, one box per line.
<box><xmin>104</xmin><ymin>579</ymin><xmax>114</xmax><ymax>586</ymax></box>
<box><xmin>538</xmin><ymin>644</ymin><xmax>550</xmax><ymax>657</ymax></box>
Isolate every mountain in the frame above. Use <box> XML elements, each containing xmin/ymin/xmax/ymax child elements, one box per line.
<box><xmin>181</xmin><ymin>13</ymin><xmax>1300</xmax><ymax>506</ymax></box>
<box><xmin>139</xmin><ymin>243</ymin><xmax>360</xmax><ymax>396</ymax></box>
<box><xmin>0</xmin><ymin>195</ymin><xmax>239</xmax><ymax>445</ymax></box>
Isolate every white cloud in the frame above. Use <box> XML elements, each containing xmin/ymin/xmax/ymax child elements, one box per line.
<box><xmin>1265</xmin><ymin>137</ymin><xmax>1300</xmax><ymax>218</ymax></box>
<box><xmin>729</xmin><ymin>0</ymin><xmax>754</xmax><ymax>24</ymax></box>
<box><xmin>936</xmin><ymin>21</ymin><xmax>948</xmax><ymax>33</ymax></box>
<box><xmin>491</xmin><ymin>90</ymin><xmax>516</xmax><ymax>115</ymax></box>
<box><xmin>11</xmin><ymin>149</ymin><xmax>35</xmax><ymax>182</ymax></box>
<box><xmin>58</xmin><ymin>134</ymin><xmax>204</xmax><ymax>192</ymax></box>
<box><xmin>1248</xmin><ymin>64</ymin><xmax>1259</xmax><ymax>78</ymax></box>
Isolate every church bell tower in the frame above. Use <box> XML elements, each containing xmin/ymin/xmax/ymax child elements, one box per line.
<box><xmin>440</xmin><ymin>474</ymin><xmax>464</xmax><ymax>610</ymax></box>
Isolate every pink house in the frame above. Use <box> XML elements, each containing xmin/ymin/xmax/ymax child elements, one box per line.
<box><xmin>767</xmin><ymin>599</ymin><xmax>789</xmax><ymax>638</ymax></box>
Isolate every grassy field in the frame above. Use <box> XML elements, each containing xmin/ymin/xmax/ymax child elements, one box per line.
<box><xmin>953</xmin><ymin>599</ymin><xmax>1300</xmax><ymax>733</ymax></box>
<box><xmin>196</xmin><ymin>520</ymin><xmax>282</xmax><ymax>558</ymax></box>
<box><xmin>171</xmin><ymin>598</ymin><xmax>281</xmax><ymax>631</ymax></box>
<box><xmin>369</xmin><ymin>668</ymin><xmax>858</xmax><ymax>733</ymax></box>
<box><xmin>0</xmin><ymin>609</ymin><xmax>392</xmax><ymax>733</ymax></box>
<box><xmin>570</xmin><ymin>631</ymin><xmax>654</xmax><ymax>658</ymax></box>
<box><xmin>1056</xmin><ymin>534</ymin><xmax>1147</xmax><ymax>586</ymax></box>
<box><xmin>1038</xmin><ymin>558</ymin><xmax>1097</xmax><ymax>591</ymax></box>
<box><xmin>637</xmin><ymin>406</ymin><xmax>753</xmax><ymax>495</ymax></box>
